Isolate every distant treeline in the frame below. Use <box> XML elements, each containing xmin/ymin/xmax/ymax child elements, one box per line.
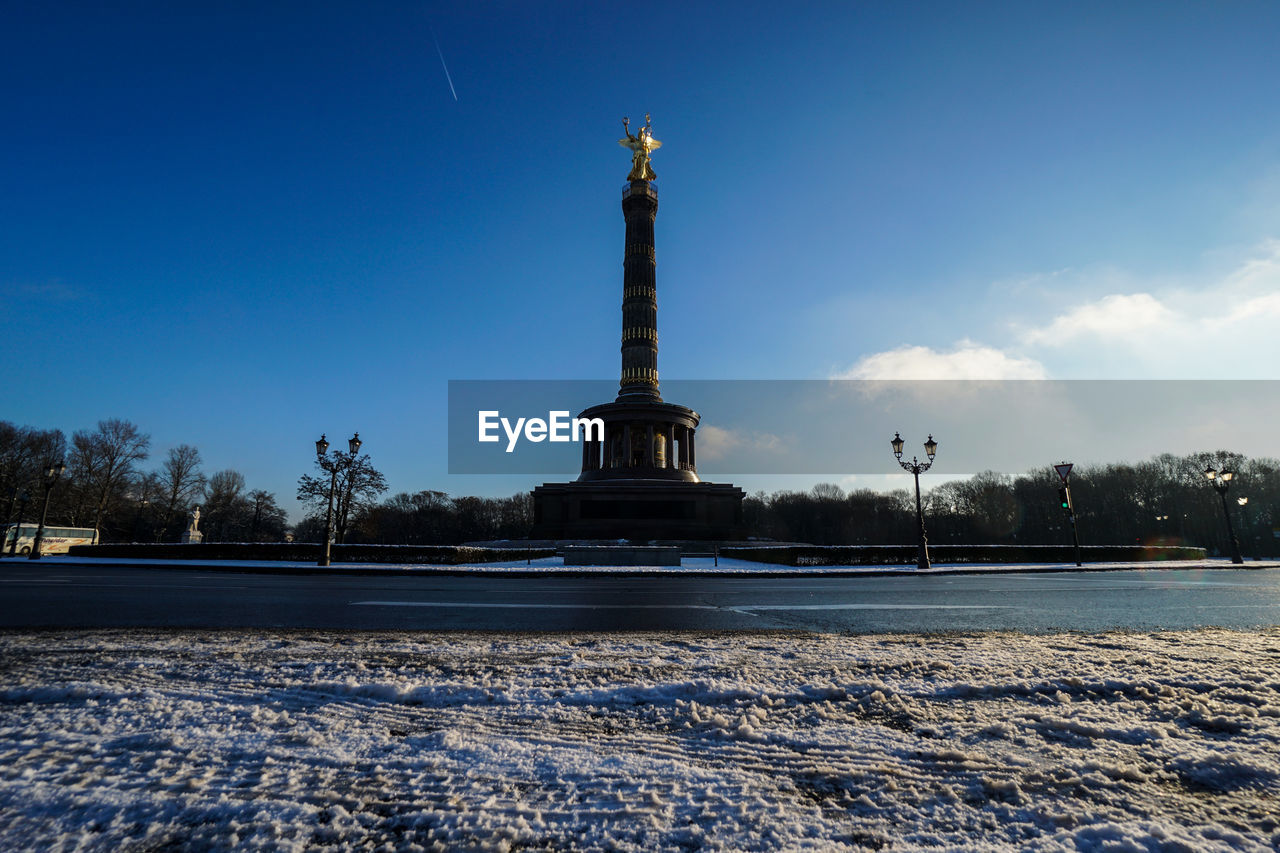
<box><xmin>308</xmin><ymin>450</ymin><xmax>1276</xmax><ymax>558</ymax></box>
<box><xmin>742</xmin><ymin>450</ymin><xmax>1277</xmax><ymax>557</ymax></box>
<box><xmin>293</xmin><ymin>491</ymin><xmax>534</xmax><ymax>546</ymax></box>
<box><xmin>1</xmin><ymin>419</ymin><xmax>287</xmax><ymax>544</ymax></box>
<box><xmin>5</xmin><ymin>419</ymin><xmax>1273</xmax><ymax>557</ymax></box>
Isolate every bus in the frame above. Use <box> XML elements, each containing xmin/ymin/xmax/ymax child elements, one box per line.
<box><xmin>2</xmin><ymin>524</ymin><xmax>98</xmax><ymax>556</ymax></box>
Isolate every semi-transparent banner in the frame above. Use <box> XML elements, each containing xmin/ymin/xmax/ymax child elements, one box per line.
<box><xmin>448</xmin><ymin>380</ymin><xmax>1279</xmax><ymax>475</ymax></box>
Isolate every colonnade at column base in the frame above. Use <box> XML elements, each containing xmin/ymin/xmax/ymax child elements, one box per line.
<box><xmin>574</xmin><ymin>399</ymin><xmax>703</xmax><ymax>483</ymax></box>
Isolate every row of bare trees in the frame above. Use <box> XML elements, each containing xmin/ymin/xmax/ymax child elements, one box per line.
<box><xmin>748</xmin><ymin>450</ymin><xmax>1278</xmax><ymax>558</ymax></box>
<box><xmin>1</xmin><ymin>419</ymin><xmax>287</xmax><ymax>543</ymax></box>
<box><xmin>6</xmin><ymin>416</ymin><xmax>1273</xmax><ymax>555</ymax></box>
<box><xmin>292</xmin><ymin>489</ymin><xmax>532</xmax><ymax>545</ymax></box>
<box><xmin>296</xmin><ymin>449</ymin><xmax>1275</xmax><ymax>553</ymax></box>
<box><xmin>299</xmin><ymin>448</ymin><xmax>1274</xmax><ymax>555</ymax></box>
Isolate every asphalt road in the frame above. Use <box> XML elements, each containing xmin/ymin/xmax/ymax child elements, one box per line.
<box><xmin>2</xmin><ymin>562</ymin><xmax>1279</xmax><ymax>632</ymax></box>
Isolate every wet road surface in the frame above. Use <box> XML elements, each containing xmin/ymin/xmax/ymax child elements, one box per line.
<box><xmin>1</xmin><ymin>562</ymin><xmax>1278</xmax><ymax>632</ymax></box>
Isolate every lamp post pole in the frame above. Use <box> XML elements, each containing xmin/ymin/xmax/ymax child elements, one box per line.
<box><xmin>1204</xmin><ymin>467</ymin><xmax>1244</xmax><ymax>565</ymax></box>
<box><xmin>1236</xmin><ymin>497</ymin><xmax>1251</xmax><ymax>556</ymax></box>
<box><xmin>6</xmin><ymin>490</ymin><xmax>31</xmax><ymax>557</ymax></box>
<box><xmin>892</xmin><ymin>432</ymin><xmax>937</xmax><ymax>570</ymax></box>
<box><xmin>315</xmin><ymin>433</ymin><xmax>361</xmax><ymax>567</ymax></box>
<box><xmin>2</xmin><ymin>487</ymin><xmax>17</xmax><ymax>558</ymax></box>
<box><xmin>133</xmin><ymin>498</ymin><xmax>149</xmax><ymax>543</ymax></box>
<box><xmin>29</xmin><ymin>461</ymin><xmax>66</xmax><ymax>560</ymax></box>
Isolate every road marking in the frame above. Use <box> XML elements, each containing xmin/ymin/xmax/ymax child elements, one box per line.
<box><xmin>352</xmin><ymin>601</ymin><xmax>1013</xmax><ymax>610</ymax></box>
<box><xmin>732</xmin><ymin>604</ymin><xmax>1013</xmax><ymax>610</ymax></box>
<box><xmin>15</xmin><ymin>582</ymin><xmax>253</xmax><ymax>590</ymax></box>
<box><xmin>0</xmin><ymin>579</ymin><xmax>72</xmax><ymax>584</ymax></box>
<box><xmin>353</xmin><ymin>601</ymin><xmax>722</xmax><ymax>609</ymax></box>
<box><xmin>1012</xmin><ymin>580</ymin><xmax>1268</xmax><ymax>588</ymax></box>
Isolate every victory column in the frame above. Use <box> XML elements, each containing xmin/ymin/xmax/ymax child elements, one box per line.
<box><xmin>531</xmin><ymin>117</ymin><xmax>745</xmax><ymax>541</ymax></box>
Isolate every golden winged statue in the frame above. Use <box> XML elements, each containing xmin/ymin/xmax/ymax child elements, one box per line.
<box><xmin>619</xmin><ymin>114</ymin><xmax>662</xmax><ymax>181</ymax></box>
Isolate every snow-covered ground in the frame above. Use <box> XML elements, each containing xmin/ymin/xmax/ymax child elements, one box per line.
<box><xmin>2</xmin><ymin>629</ymin><xmax>1278</xmax><ymax>851</ymax></box>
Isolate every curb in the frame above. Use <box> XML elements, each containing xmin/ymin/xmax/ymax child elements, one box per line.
<box><xmin>10</xmin><ymin>557</ymin><xmax>1280</xmax><ymax>579</ymax></box>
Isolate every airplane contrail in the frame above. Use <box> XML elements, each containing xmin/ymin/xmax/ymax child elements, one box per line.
<box><xmin>430</xmin><ymin>28</ymin><xmax>458</xmax><ymax>101</ymax></box>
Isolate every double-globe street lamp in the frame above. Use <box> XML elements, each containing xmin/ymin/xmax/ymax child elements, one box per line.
<box><xmin>315</xmin><ymin>432</ymin><xmax>361</xmax><ymax>567</ymax></box>
<box><xmin>892</xmin><ymin>432</ymin><xmax>938</xmax><ymax>570</ymax></box>
<box><xmin>1204</xmin><ymin>467</ymin><xmax>1244</xmax><ymax>564</ymax></box>
<box><xmin>29</xmin><ymin>461</ymin><xmax>67</xmax><ymax>560</ymax></box>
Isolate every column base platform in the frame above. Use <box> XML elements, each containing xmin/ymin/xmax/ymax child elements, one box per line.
<box><xmin>532</xmin><ymin>479</ymin><xmax>745</xmax><ymax>541</ymax></box>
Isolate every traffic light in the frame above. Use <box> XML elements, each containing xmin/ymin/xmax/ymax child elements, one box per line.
<box><xmin>1057</xmin><ymin>486</ymin><xmax>1072</xmax><ymax>513</ymax></box>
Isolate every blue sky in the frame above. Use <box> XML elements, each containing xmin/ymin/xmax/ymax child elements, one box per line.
<box><xmin>5</xmin><ymin>2</ymin><xmax>1280</xmax><ymax>519</ymax></box>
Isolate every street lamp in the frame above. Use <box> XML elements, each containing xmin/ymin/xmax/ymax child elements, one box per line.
<box><xmin>892</xmin><ymin>432</ymin><xmax>937</xmax><ymax>570</ymax></box>
<box><xmin>29</xmin><ymin>461</ymin><xmax>67</xmax><ymax>560</ymax></box>
<box><xmin>1204</xmin><ymin>467</ymin><xmax>1244</xmax><ymax>564</ymax></box>
<box><xmin>316</xmin><ymin>432</ymin><xmax>361</xmax><ymax>567</ymax></box>
<box><xmin>6</xmin><ymin>490</ymin><xmax>30</xmax><ymax>557</ymax></box>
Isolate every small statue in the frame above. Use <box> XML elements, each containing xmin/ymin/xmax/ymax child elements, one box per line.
<box><xmin>181</xmin><ymin>505</ymin><xmax>203</xmax><ymax>544</ymax></box>
<box><xmin>619</xmin><ymin>114</ymin><xmax>662</xmax><ymax>182</ymax></box>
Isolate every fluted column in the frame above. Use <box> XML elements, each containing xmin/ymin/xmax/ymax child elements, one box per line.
<box><xmin>619</xmin><ymin>181</ymin><xmax>660</xmax><ymax>401</ymax></box>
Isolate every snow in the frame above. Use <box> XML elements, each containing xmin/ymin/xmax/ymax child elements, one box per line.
<box><xmin>2</xmin><ymin>629</ymin><xmax>1279</xmax><ymax>850</ymax></box>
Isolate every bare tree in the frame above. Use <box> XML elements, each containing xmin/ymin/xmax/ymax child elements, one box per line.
<box><xmin>129</xmin><ymin>471</ymin><xmax>162</xmax><ymax>542</ymax></box>
<box><xmin>810</xmin><ymin>482</ymin><xmax>845</xmax><ymax>501</ymax></box>
<box><xmin>70</xmin><ymin>419</ymin><xmax>150</xmax><ymax>536</ymax></box>
<box><xmin>0</xmin><ymin>423</ymin><xmax>67</xmax><ymax>511</ymax></box>
<box><xmin>248</xmin><ymin>489</ymin><xmax>287</xmax><ymax>542</ymax></box>
<box><xmin>297</xmin><ymin>452</ymin><xmax>387</xmax><ymax>544</ymax></box>
<box><xmin>203</xmin><ymin>470</ymin><xmax>248</xmax><ymax>542</ymax></box>
<box><xmin>157</xmin><ymin>445</ymin><xmax>206</xmax><ymax>540</ymax></box>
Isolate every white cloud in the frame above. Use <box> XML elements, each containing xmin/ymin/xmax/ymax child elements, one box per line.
<box><xmin>831</xmin><ymin>241</ymin><xmax>1280</xmax><ymax>382</ymax></box>
<box><xmin>1004</xmin><ymin>242</ymin><xmax>1280</xmax><ymax>376</ymax></box>
<box><xmin>834</xmin><ymin>340</ymin><xmax>1048</xmax><ymax>380</ymax></box>
<box><xmin>1217</xmin><ymin>290</ymin><xmax>1280</xmax><ymax>330</ymax></box>
<box><xmin>1019</xmin><ymin>293</ymin><xmax>1179</xmax><ymax>346</ymax></box>
<box><xmin>1219</xmin><ymin>238</ymin><xmax>1280</xmax><ymax>291</ymax></box>
<box><xmin>696</xmin><ymin>425</ymin><xmax>784</xmax><ymax>461</ymax></box>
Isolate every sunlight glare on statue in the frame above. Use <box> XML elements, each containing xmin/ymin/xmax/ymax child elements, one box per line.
<box><xmin>619</xmin><ymin>114</ymin><xmax>662</xmax><ymax>182</ymax></box>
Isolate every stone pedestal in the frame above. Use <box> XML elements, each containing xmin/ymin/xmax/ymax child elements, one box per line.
<box><xmin>532</xmin><ymin>479</ymin><xmax>745</xmax><ymax>541</ymax></box>
<box><xmin>181</xmin><ymin>530</ymin><xmax>203</xmax><ymax>544</ymax></box>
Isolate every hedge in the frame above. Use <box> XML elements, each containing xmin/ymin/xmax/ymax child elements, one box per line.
<box><xmin>66</xmin><ymin>543</ymin><xmax>556</xmax><ymax>565</ymax></box>
<box><xmin>722</xmin><ymin>544</ymin><xmax>1207</xmax><ymax>567</ymax></box>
